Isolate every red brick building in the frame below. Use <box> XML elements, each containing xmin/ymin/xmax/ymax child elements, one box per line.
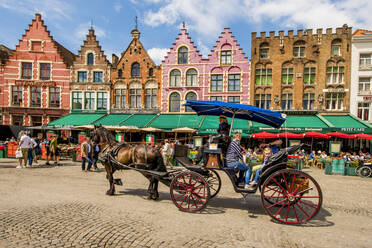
<box><xmin>0</xmin><ymin>14</ymin><xmax>74</xmax><ymax>126</ymax></box>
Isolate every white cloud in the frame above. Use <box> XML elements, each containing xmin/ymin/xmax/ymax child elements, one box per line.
<box><xmin>196</xmin><ymin>39</ymin><xmax>209</xmax><ymax>58</ymax></box>
<box><xmin>0</xmin><ymin>0</ymin><xmax>73</xmax><ymax>20</ymax></box>
<box><xmin>114</xmin><ymin>3</ymin><xmax>123</xmax><ymax>13</ymax></box>
<box><xmin>148</xmin><ymin>47</ymin><xmax>168</xmax><ymax>64</ymax></box>
<box><xmin>142</xmin><ymin>0</ymin><xmax>372</xmax><ymax>37</ymax></box>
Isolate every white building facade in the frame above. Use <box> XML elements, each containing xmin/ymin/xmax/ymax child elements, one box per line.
<box><xmin>351</xmin><ymin>30</ymin><xmax>372</xmax><ymax>123</ymax></box>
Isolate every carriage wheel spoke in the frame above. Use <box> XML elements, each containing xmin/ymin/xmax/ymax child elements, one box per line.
<box><xmin>180</xmin><ymin>194</ymin><xmax>188</xmax><ymax>206</ymax></box>
<box><xmin>281</xmin><ymin>172</ymin><xmax>290</xmax><ymax>192</ymax></box>
<box><xmin>295</xmin><ymin>202</ymin><xmax>310</xmax><ymax>217</ymax></box>
<box><xmin>192</xmin><ymin>192</ymin><xmax>207</xmax><ymax>201</ymax></box>
<box><xmin>263</xmin><ymin>196</ymin><xmax>285</xmax><ymax>199</ymax></box>
<box><xmin>295</xmin><ymin>187</ymin><xmax>314</xmax><ymax>195</ymax></box>
<box><xmin>290</xmin><ymin>171</ymin><xmax>297</xmax><ymax>193</ymax></box>
<box><xmin>265</xmin><ymin>186</ymin><xmax>285</xmax><ymax>195</ymax></box>
<box><xmin>181</xmin><ymin>176</ymin><xmax>188</xmax><ymax>186</ymax></box>
<box><xmin>297</xmin><ymin>199</ymin><xmax>317</xmax><ymax>209</ymax></box>
<box><xmin>274</xmin><ymin>201</ymin><xmax>287</xmax><ymax>217</ymax></box>
<box><xmin>267</xmin><ymin>198</ymin><xmax>287</xmax><ymax>209</ymax></box>
<box><xmin>292</xmin><ymin>177</ymin><xmax>308</xmax><ymax>194</ymax></box>
<box><xmin>271</xmin><ymin>177</ymin><xmax>287</xmax><ymax>194</ymax></box>
<box><xmin>285</xmin><ymin>201</ymin><xmax>290</xmax><ymax>222</ymax></box>
<box><xmin>292</xmin><ymin>204</ymin><xmax>300</xmax><ymax>222</ymax></box>
<box><xmin>295</xmin><ymin>195</ymin><xmax>319</xmax><ymax>199</ymax></box>
<box><xmin>190</xmin><ymin>195</ymin><xmax>200</xmax><ymax>209</ymax></box>
<box><xmin>174</xmin><ymin>181</ymin><xmax>187</xmax><ymax>190</ymax></box>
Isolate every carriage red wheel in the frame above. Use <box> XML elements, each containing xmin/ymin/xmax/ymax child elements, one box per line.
<box><xmin>170</xmin><ymin>171</ymin><xmax>210</xmax><ymax>212</ymax></box>
<box><xmin>261</xmin><ymin>169</ymin><xmax>322</xmax><ymax>224</ymax></box>
<box><xmin>206</xmin><ymin>170</ymin><xmax>221</xmax><ymax>199</ymax></box>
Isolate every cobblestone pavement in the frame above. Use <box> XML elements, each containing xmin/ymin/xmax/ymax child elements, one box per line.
<box><xmin>0</xmin><ymin>158</ymin><xmax>371</xmax><ymax>248</ymax></box>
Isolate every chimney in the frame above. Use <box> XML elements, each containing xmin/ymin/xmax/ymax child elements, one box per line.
<box><xmin>112</xmin><ymin>54</ymin><xmax>118</xmax><ymax>66</ymax></box>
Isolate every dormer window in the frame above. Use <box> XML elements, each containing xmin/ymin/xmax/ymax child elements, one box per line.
<box><xmin>87</xmin><ymin>53</ymin><xmax>94</xmax><ymax>65</ymax></box>
<box><xmin>293</xmin><ymin>40</ymin><xmax>306</xmax><ymax>58</ymax></box>
<box><xmin>220</xmin><ymin>50</ymin><xmax>232</xmax><ymax>65</ymax></box>
<box><xmin>118</xmin><ymin>69</ymin><xmax>123</xmax><ymax>78</ymax></box>
<box><xmin>178</xmin><ymin>46</ymin><xmax>188</xmax><ymax>64</ymax></box>
<box><xmin>260</xmin><ymin>42</ymin><xmax>269</xmax><ymax>59</ymax></box>
<box><xmin>149</xmin><ymin>68</ymin><xmax>154</xmax><ymax>77</ymax></box>
<box><xmin>131</xmin><ymin>62</ymin><xmax>140</xmax><ymax>77</ymax></box>
<box><xmin>331</xmin><ymin>39</ymin><xmax>342</xmax><ymax>56</ymax></box>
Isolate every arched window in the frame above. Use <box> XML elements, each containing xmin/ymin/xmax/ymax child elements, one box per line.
<box><xmin>186</xmin><ymin>68</ymin><xmax>197</xmax><ymax>86</ymax></box>
<box><xmin>149</xmin><ymin>68</ymin><xmax>154</xmax><ymax>77</ymax></box>
<box><xmin>185</xmin><ymin>92</ymin><xmax>197</xmax><ymax>112</ymax></box>
<box><xmin>145</xmin><ymin>81</ymin><xmax>157</xmax><ymax>109</ymax></box>
<box><xmin>170</xmin><ymin>69</ymin><xmax>181</xmax><ymax>87</ymax></box>
<box><xmin>293</xmin><ymin>40</ymin><xmax>306</xmax><ymax>58</ymax></box>
<box><xmin>131</xmin><ymin>62</ymin><xmax>140</xmax><ymax>77</ymax></box>
<box><xmin>331</xmin><ymin>39</ymin><xmax>342</xmax><ymax>56</ymax></box>
<box><xmin>178</xmin><ymin>46</ymin><xmax>188</xmax><ymax>64</ymax></box>
<box><xmin>87</xmin><ymin>53</ymin><xmax>94</xmax><ymax>65</ymax></box>
<box><xmin>118</xmin><ymin>69</ymin><xmax>123</xmax><ymax>78</ymax></box>
<box><xmin>169</xmin><ymin>92</ymin><xmax>180</xmax><ymax>112</ymax></box>
<box><xmin>129</xmin><ymin>82</ymin><xmax>141</xmax><ymax>108</ymax></box>
<box><xmin>260</xmin><ymin>42</ymin><xmax>269</xmax><ymax>59</ymax></box>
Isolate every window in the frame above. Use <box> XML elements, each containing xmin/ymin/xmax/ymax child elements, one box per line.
<box><xmin>115</xmin><ymin>89</ymin><xmax>126</xmax><ymax>108</ymax></box>
<box><xmin>255</xmin><ymin>68</ymin><xmax>272</xmax><ymax>85</ymax></box>
<box><xmin>228</xmin><ymin>74</ymin><xmax>240</xmax><ymax>91</ymax></box>
<box><xmin>303</xmin><ymin>93</ymin><xmax>315</xmax><ymax>110</ymax></box>
<box><xmin>325</xmin><ymin>93</ymin><xmax>344</xmax><ymax>110</ymax></box>
<box><xmin>40</xmin><ymin>63</ymin><xmax>51</xmax><ymax>80</ymax></box>
<box><xmin>12</xmin><ymin>86</ymin><xmax>22</xmax><ymax>106</ymax></box>
<box><xmin>326</xmin><ymin>66</ymin><xmax>344</xmax><ymax>84</ymax></box>
<box><xmin>220</xmin><ymin>50</ymin><xmax>232</xmax><ymax>65</ymax></box>
<box><xmin>170</xmin><ymin>69</ymin><xmax>181</xmax><ymax>87</ymax></box>
<box><xmin>282</xmin><ymin>67</ymin><xmax>293</xmax><ymax>84</ymax></box>
<box><xmin>12</xmin><ymin>115</ymin><xmax>23</xmax><ymax>126</ymax></box>
<box><xmin>281</xmin><ymin>93</ymin><xmax>293</xmax><ymax>110</ymax></box>
<box><xmin>227</xmin><ymin>96</ymin><xmax>240</xmax><ymax>103</ymax></box>
<box><xmin>118</xmin><ymin>69</ymin><xmax>123</xmax><ymax>78</ymax></box>
<box><xmin>304</xmin><ymin>67</ymin><xmax>316</xmax><ymax>84</ymax></box>
<box><xmin>169</xmin><ymin>92</ymin><xmax>180</xmax><ymax>112</ymax></box>
<box><xmin>84</xmin><ymin>92</ymin><xmax>95</xmax><ymax>110</ymax></box>
<box><xmin>87</xmin><ymin>53</ymin><xmax>94</xmax><ymax>65</ymax></box>
<box><xmin>93</xmin><ymin>71</ymin><xmax>103</xmax><ymax>82</ymax></box>
<box><xmin>31</xmin><ymin>41</ymin><xmax>42</xmax><ymax>51</ymax></box>
<box><xmin>331</xmin><ymin>39</ymin><xmax>341</xmax><ymax>56</ymax></box>
<box><xmin>260</xmin><ymin>43</ymin><xmax>269</xmax><ymax>59</ymax></box>
<box><xmin>186</xmin><ymin>69</ymin><xmax>197</xmax><ymax>86</ymax></box>
<box><xmin>130</xmin><ymin>89</ymin><xmax>141</xmax><ymax>108</ymax></box>
<box><xmin>358</xmin><ymin>102</ymin><xmax>370</xmax><ymax>121</ymax></box>
<box><xmin>359</xmin><ymin>78</ymin><xmax>371</xmax><ymax>93</ymax></box>
<box><xmin>49</xmin><ymin>87</ymin><xmax>60</xmax><ymax>108</ymax></box>
<box><xmin>31</xmin><ymin>86</ymin><xmax>41</xmax><ymax>107</ymax></box>
<box><xmin>131</xmin><ymin>62</ymin><xmax>140</xmax><ymax>77</ymax></box>
<box><xmin>97</xmin><ymin>92</ymin><xmax>107</xmax><ymax>110</ymax></box>
<box><xmin>293</xmin><ymin>41</ymin><xmax>305</xmax><ymax>58</ymax></box>
<box><xmin>178</xmin><ymin>46</ymin><xmax>188</xmax><ymax>64</ymax></box>
<box><xmin>185</xmin><ymin>92</ymin><xmax>197</xmax><ymax>112</ymax></box>
<box><xmin>210</xmin><ymin>96</ymin><xmax>222</xmax><ymax>101</ymax></box>
<box><xmin>210</xmin><ymin>74</ymin><xmax>223</xmax><ymax>92</ymax></box>
<box><xmin>21</xmin><ymin>62</ymin><xmax>32</xmax><ymax>79</ymax></box>
<box><xmin>77</xmin><ymin>71</ymin><xmax>87</xmax><ymax>82</ymax></box>
<box><xmin>149</xmin><ymin>68</ymin><xmax>154</xmax><ymax>77</ymax></box>
<box><xmin>360</xmin><ymin>54</ymin><xmax>372</xmax><ymax>68</ymax></box>
<box><xmin>145</xmin><ymin>89</ymin><xmax>157</xmax><ymax>109</ymax></box>
<box><xmin>254</xmin><ymin>94</ymin><xmax>271</xmax><ymax>109</ymax></box>
<box><xmin>31</xmin><ymin>116</ymin><xmax>42</xmax><ymax>126</ymax></box>
<box><xmin>72</xmin><ymin>92</ymin><xmax>82</xmax><ymax>110</ymax></box>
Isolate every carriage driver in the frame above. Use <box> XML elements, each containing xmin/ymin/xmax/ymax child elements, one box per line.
<box><xmin>226</xmin><ymin>133</ymin><xmax>254</xmax><ymax>190</ymax></box>
<box><xmin>217</xmin><ymin>115</ymin><xmax>230</xmax><ymax>136</ymax></box>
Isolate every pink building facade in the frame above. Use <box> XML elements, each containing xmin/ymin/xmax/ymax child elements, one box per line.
<box><xmin>0</xmin><ymin>14</ymin><xmax>74</xmax><ymax>126</ymax></box>
<box><xmin>161</xmin><ymin>27</ymin><xmax>250</xmax><ymax>113</ymax></box>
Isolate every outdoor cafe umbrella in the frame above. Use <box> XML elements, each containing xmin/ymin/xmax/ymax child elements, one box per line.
<box><xmin>251</xmin><ymin>132</ymin><xmax>277</xmax><ymax>139</ymax></box>
<box><xmin>74</xmin><ymin>125</ymin><xmax>94</xmax><ymax>130</ymax></box>
<box><xmin>183</xmin><ymin>100</ymin><xmax>286</xmax><ymax>135</ymax></box>
<box><xmin>326</xmin><ymin>132</ymin><xmax>356</xmax><ymax>139</ymax></box>
<box><xmin>277</xmin><ymin>132</ymin><xmax>304</xmax><ymax>139</ymax></box>
<box><xmin>172</xmin><ymin>127</ymin><xmax>196</xmax><ymax>133</ymax></box>
<box><xmin>141</xmin><ymin>127</ymin><xmax>163</xmax><ymax>132</ymax></box>
<box><xmin>355</xmin><ymin>133</ymin><xmax>372</xmax><ymax>140</ymax></box>
<box><xmin>105</xmin><ymin>125</ymin><xmax>140</xmax><ymax>132</ymax></box>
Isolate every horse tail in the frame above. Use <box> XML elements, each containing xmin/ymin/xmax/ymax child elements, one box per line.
<box><xmin>155</xmin><ymin>149</ymin><xmax>166</xmax><ymax>172</ymax></box>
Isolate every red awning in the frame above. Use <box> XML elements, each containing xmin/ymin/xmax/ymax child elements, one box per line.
<box><xmin>303</xmin><ymin>132</ymin><xmax>330</xmax><ymax>139</ymax></box>
<box><xmin>355</xmin><ymin>133</ymin><xmax>372</xmax><ymax>140</ymax></box>
<box><xmin>277</xmin><ymin>132</ymin><xmax>304</xmax><ymax>139</ymax></box>
<box><xmin>251</xmin><ymin>132</ymin><xmax>277</xmax><ymax>139</ymax></box>
<box><xmin>326</xmin><ymin>132</ymin><xmax>356</xmax><ymax>139</ymax></box>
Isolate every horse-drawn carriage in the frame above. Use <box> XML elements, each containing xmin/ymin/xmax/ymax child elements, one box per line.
<box><xmin>91</xmin><ymin>101</ymin><xmax>322</xmax><ymax>225</ymax></box>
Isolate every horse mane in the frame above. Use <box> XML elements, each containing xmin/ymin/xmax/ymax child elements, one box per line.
<box><xmin>97</xmin><ymin>126</ymin><xmax>119</xmax><ymax>146</ymax></box>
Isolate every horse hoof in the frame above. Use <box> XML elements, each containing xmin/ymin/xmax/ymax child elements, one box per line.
<box><xmin>147</xmin><ymin>195</ymin><xmax>153</xmax><ymax>200</ymax></box>
<box><xmin>151</xmin><ymin>194</ymin><xmax>159</xmax><ymax>201</ymax></box>
<box><xmin>106</xmin><ymin>190</ymin><xmax>115</xmax><ymax>196</ymax></box>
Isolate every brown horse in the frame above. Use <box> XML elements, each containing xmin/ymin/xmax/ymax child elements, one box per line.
<box><xmin>90</xmin><ymin>126</ymin><xmax>166</xmax><ymax>200</ymax></box>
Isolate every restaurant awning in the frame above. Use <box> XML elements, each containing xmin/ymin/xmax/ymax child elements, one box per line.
<box><xmin>94</xmin><ymin>114</ymin><xmax>131</xmax><ymax>126</ymax></box>
<box><xmin>47</xmin><ymin>114</ymin><xmax>105</xmax><ymax>128</ymax></box>
<box><xmin>198</xmin><ymin>115</ymin><xmax>249</xmax><ymax>134</ymax></box>
<box><xmin>322</xmin><ymin>114</ymin><xmax>372</xmax><ymax>134</ymax></box>
<box><xmin>148</xmin><ymin>114</ymin><xmax>204</xmax><ymax>132</ymax></box>
<box><xmin>120</xmin><ymin>114</ymin><xmax>157</xmax><ymax>128</ymax></box>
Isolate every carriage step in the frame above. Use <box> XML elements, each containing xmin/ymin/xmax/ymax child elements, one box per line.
<box><xmin>113</xmin><ymin>179</ymin><xmax>123</xmax><ymax>185</ymax></box>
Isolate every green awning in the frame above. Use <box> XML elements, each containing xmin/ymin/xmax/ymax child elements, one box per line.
<box><xmin>94</xmin><ymin>114</ymin><xmax>131</xmax><ymax>126</ymax></box>
<box><xmin>250</xmin><ymin>115</ymin><xmax>329</xmax><ymax>133</ymax></box>
<box><xmin>198</xmin><ymin>115</ymin><xmax>249</xmax><ymax>134</ymax></box>
<box><xmin>120</xmin><ymin>114</ymin><xmax>157</xmax><ymax>128</ymax></box>
<box><xmin>148</xmin><ymin>114</ymin><xmax>204</xmax><ymax>131</ymax></box>
<box><xmin>322</xmin><ymin>114</ymin><xmax>372</xmax><ymax>134</ymax></box>
<box><xmin>47</xmin><ymin>114</ymin><xmax>105</xmax><ymax>128</ymax></box>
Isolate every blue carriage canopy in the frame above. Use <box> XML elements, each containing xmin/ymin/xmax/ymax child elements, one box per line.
<box><xmin>183</xmin><ymin>100</ymin><xmax>286</xmax><ymax>129</ymax></box>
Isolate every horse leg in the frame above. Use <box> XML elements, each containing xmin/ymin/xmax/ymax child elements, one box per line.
<box><xmin>104</xmin><ymin>163</ymin><xmax>115</xmax><ymax>195</ymax></box>
<box><xmin>147</xmin><ymin>177</ymin><xmax>154</xmax><ymax>200</ymax></box>
<box><xmin>151</xmin><ymin>179</ymin><xmax>159</xmax><ymax>200</ymax></box>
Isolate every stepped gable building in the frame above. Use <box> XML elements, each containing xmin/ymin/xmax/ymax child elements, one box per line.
<box><xmin>70</xmin><ymin>28</ymin><xmax>111</xmax><ymax>114</ymax></box>
<box><xmin>0</xmin><ymin>45</ymin><xmax>14</xmax><ymax>124</ymax></box>
<box><xmin>250</xmin><ymin>25</ymin><xmax>352</xmax><ymax>113</ymax></box>
<box><xmin>161</xmin><ymin>26</ymin><xmax>250</xmax><ymax>113</ymax></box>
<box><xmin>350</xmin><ymin>29</ymin><xmax>372</xmax><ymax>123</ymax></box>
<box><xmin>0</xmin><ymin>14</ymin><xmax>74</xmax><ymax>126</ymax></box>
<box><xmin>111</xmin><ymin>27</ymin><xmax>161</xmax><ymax>113</ymax></box>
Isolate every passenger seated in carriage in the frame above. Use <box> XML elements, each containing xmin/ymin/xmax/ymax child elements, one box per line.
<box><xmin>226</xmin><ymin>133</ymin><xmax>254</xmax><ymax>190</ymax></box>
<box><xmin>250</xmin><ymin>147</ymin><xmax>273</xmax><ymax>187</ymax></box>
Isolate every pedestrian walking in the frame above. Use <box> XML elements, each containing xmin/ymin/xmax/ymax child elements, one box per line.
<box><xmin>50</xmin><ymin>135</ymin><xmax>60</xmax><ymax>166</ymax></box>
<box><xmin>17</xmin><ymin>131</ymin><xmax>32</xmax><ymax>168</ymax></box>
<box><xmin>27</xmin><ymin>134</ymin><xmax>37</xmax><ymax>167</ymax></box>
<box><xmin>161</xmin><ymin>139</ymin><xmax>171</xmax><ymax>167</ymax></box>
<box><xmin>33</xmin><ymin>134</ymin><xmax>42</xmax><ymax>166</ymax></box>
<box><xmin>81</xmin><ymin>137</ymin><xmax>93</xmax><ymax>172</ymax></box>
<box><xmin>92</xmin><ymin>144</ymin><xmax>100</xmax><ymax>171</ymax></box>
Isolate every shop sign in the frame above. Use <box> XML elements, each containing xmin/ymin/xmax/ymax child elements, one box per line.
<box><xmin>340</xmin><ymin>128</ymin><xmax>365</xmax><ymax>132</ymax></box>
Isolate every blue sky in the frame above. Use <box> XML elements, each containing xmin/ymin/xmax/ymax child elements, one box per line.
<box><xmin>1</xmin><ymin>0</ymin><xmax>371</xmax><ymax>64</ymax></box>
